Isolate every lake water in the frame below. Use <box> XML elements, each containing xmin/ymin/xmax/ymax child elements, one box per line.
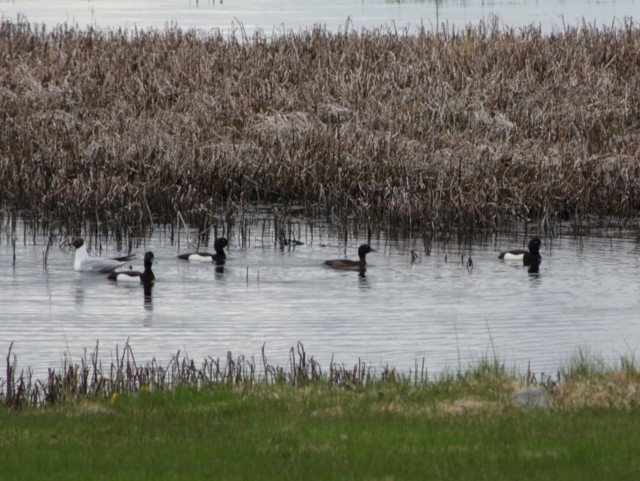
<box><xmin>2</xmin><ymin>0</ymin><xmax>639</xmax><ymax>380</ymax></box>
<box><xmin>1</xmin><ymin>216</ymin><xmax>639</xmax><ymax>380</ymax></box>
<box><xmin>1</xmin><ymin>0</ymin><xmax>637</xmax><ymax>35</ymax></box>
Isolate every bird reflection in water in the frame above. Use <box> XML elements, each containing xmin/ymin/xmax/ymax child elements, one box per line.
<box><xmin>358</xmin><ymin>266</ymin><xmax>371</xmax><ymax>289</ymax></box>
<box><xmin>215</xmin><ymin>258</ymin><xmax>226</xmax><ymax>277</ymax></box>
<box><xmin>143</xmin><ymin>282</ymin><xmax>153</xmax><ymax>310</ymax></box>
<box><xmin>528</xmin><ymin>261</ymin><xmax>541</xmax><ymax>276</ymax></box>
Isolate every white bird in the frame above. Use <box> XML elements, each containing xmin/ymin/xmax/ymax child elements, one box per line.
<box><xmin>68</xmin><ymin>237</ymin><xmax>135</xmax><ymax>273</ymax></box>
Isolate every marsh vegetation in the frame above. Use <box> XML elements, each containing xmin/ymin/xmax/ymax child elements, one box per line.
<box><xmin>1</xmin><ymin>18</ymin><xmax>639</xmax><ymax>236</ymax></box>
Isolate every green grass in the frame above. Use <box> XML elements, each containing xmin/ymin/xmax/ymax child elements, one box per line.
<box><xmin>2</xmin><ymin>381</ymin><xmax>640</xmax><ymax>481</ymax></box>
<box><xmin>3</xmin><ymin>349</ymin><xmax>640</xmax><ymax>479</ymax></box>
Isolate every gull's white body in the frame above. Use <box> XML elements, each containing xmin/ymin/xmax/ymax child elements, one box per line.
<box><xmin>73</xmin><ymin>243</ymin><xmax>126</xmax><ymax>272</ymax></box>
<box><xmin>69</xmin><ymin>238</ymin><xmax>131</xmax><ymax>273</ymax></box>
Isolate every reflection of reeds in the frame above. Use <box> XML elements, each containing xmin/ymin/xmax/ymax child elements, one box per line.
<box><xmin>2</xmin><ymin>18</ymin><xmax>639</xmax><ymax>233</ymax></box>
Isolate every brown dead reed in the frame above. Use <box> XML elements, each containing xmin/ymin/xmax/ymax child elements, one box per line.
<box><xmin>1</xmin><ymin>17</ymin><xmax>639</xmax><ymax>234</ymax></box>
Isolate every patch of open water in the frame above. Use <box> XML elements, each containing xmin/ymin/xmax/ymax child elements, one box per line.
<box><xmin>1</xmin><ymin>218</ymin><xmax>639</xmax><ymax>380</ymax></box>
<box><xmin>1</xmin><ymin>0</ymin><xmax>637</xmax><ymax>35</ymax></box>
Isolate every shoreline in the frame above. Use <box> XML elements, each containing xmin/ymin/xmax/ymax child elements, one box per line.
<box><xmin>2</xmin><ymin>341</ymin><xmax>637</xmax><ymax>409</ymax></box>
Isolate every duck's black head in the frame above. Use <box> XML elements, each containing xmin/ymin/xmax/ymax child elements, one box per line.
<box><xmin>214</xmin><ymin>237</ymin><xmax>228</xmax><ymax>254</ymax></box>
<box><xmin>144</xmin><ymin>251</ymin><xmax>155</xmax><ymax>266</ymax></box>
<box><xmin>358</xmin><ymin>244</ymin><xmax>375</xmax><ymax>260</ymax></box>
<box><xmin>142</xmin><ymin>251</ymin><xmax>155</xmax><ymax>283</ymax></box>
<box><xmin>528</xmin><ymin>238</ymin><xmax>542</xmax><ymax>254</ymax></box>
<box><xmin>68</xmin><ymin>237</ymin><xmax>84</xmax><ymax>249</ymax></box>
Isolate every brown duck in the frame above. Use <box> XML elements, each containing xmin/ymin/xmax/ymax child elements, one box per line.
<box><xmin>324</xmin><ymin>244</ymin><xmax>375</xmax><ymax>270</ymax></box>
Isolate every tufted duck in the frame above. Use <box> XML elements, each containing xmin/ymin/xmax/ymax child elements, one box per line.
<box><xmin>178</xmin><ymin>237</ymin><xmax>228</xmax><ymax>262</ymax></box>
<box><xmin>108</xmin><ymin>251</ymin><xmax>155</xmax><ymax>284</ymax></box>
<box><xmin>499</xmin><ymin>238</ymin><xmax>542</xmax><ymax>266</ymax></box>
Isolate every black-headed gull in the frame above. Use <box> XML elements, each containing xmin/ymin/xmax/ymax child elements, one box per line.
<box><xmin>68</xmin><ymin>237</ymin><xmax>135</xmax><ymax>272</ymax></box>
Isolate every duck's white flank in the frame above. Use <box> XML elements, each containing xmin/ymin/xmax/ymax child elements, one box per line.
<box><xmin>112</xmin><ymin>272</ymin><xmax>143</xmax><ymax>282</ymax></box>
<box><xmin>187</xmin><ymin>253</ymin><xmax>215</xmax><ymax>262</ymax></box>
<box><xmin>502</xmin><ymin>252</ymin><xmax>525</xmax><ymax>261</ymax></box>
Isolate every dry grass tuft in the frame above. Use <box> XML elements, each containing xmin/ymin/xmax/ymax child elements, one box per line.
<box><xmin>556</xmin><ymin>371</ymin><xmax>640</xmax><ymax>409</ymax></box>
<box><xmin>436</xmin><ymin>397</ymin><xmax>503</xmax><ymax>416</ymax></box>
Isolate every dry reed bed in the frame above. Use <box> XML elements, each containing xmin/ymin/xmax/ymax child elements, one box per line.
<box><xmin>1</xmin><ymin>18</ymin><xmax>639</xmax><ymax>233</ymax></box>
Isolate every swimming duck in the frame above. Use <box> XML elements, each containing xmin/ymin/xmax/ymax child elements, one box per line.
<box><xmin>108</xmin><ymin>251</ymin><xmax>155</xmax><ymax>284</ymax></box>
<box><xmin>178</xmin><ymin>237</ymin><xmax>228</xmax><ymax>262</ymax></box>
<box><xmin>499</xmin><ymin>238</ymin><xmax>542</xmax><ymax>266</ymax></box>
<box><xmin>68</xmin><ymin>237</ymin><xmax>135</xmax><ymax>273</ymax></box>
<box><xmin>324</xmin><ymin>244</ymin><xmax>375</xmax><ymax>270</ymax></box>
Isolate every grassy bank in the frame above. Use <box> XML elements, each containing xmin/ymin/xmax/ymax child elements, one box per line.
<box><xmin>2</xmin><ymin>346</ymin><xmax>640</xmax><ymax>480</ymax></box>
<box><xmin>1</xmin><ymin>19</ymin><xmax>639</xmax><ymax>234</ymax></box>
<box><xmin>2</xmin><ymin>385</ymin><xmax>640</xmax><ymax>480</ymax></box>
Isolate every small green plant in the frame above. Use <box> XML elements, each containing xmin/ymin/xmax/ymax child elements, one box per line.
<box><xmin>561</xmin><ymin>348</ymin><xmax>607</xmax><ymax>380</ymax></box>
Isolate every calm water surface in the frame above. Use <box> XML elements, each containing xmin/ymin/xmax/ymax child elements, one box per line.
<box><xmin>2</xmin><ymin>0</ymin><xmax>639</xmax><ymax>378</ymax></box>
<box><xmin>1</xmin><ymin>219</ymin><xmax>639</xmax><ymax>379</ymax></box>
<box><xmin>1</xmin><ymin>0</ymin><xmax>637</xmax><ymax>34</ymax></box>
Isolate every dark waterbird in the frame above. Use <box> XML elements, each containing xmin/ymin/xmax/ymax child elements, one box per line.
<box><xmin>178</xmin><ymin>237</ymin><xmax>228</xmax><ymax>262</ymax></box>
<box><xmin>108</xmin><ymin>251</ymin><xmax>155</xmax><ymax>284</ymax></box>
<box><xmin>324</xmin><ymin>244</ymin><xmax>375</xmax><ymax>270</ymax></box>
<box><xmin>499</xmin><ymin>238</ymin><xmax>542</xmax><ymax>266</ymax></box>
<box><xmin>68</xmin><ymin>237</ymin><xmax>135</xmax><ymax>273</ymax></box>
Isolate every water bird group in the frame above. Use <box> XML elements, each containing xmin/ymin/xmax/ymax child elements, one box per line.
<box><xmin>64</xmin><ymin>235</ymin><xmax>543</xmax><ymax>290</ymax></box>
